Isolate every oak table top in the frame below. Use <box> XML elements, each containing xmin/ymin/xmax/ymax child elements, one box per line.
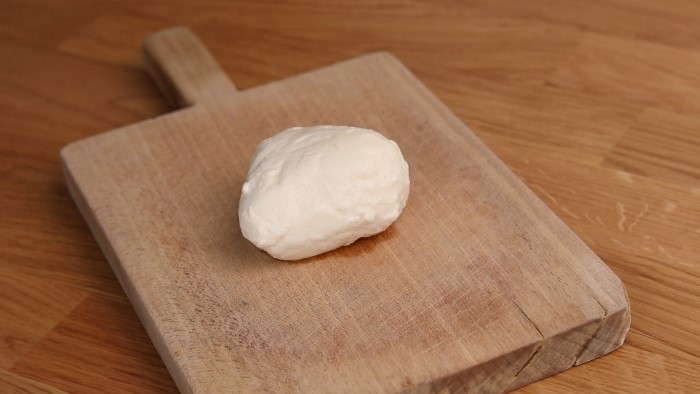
<box><xmin>1</xmin><ymin>1</ymin><xmax>698</xmax><ymax>393</ymax></box>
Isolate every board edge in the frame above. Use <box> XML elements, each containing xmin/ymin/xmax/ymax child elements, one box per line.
<box><xmin>60</xmin><ymin>149</ymin><xmax>191</xmax><ymax>394</ymax></box>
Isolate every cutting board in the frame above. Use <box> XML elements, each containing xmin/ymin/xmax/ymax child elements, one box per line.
<box><xmin>61</xmin><ymin>27</ymin><xmax>630</xmax><ymax>393</ymax></box>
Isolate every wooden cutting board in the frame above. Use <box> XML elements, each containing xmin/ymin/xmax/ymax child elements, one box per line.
<box><xmin>61</xmin><ymin>27</ymin><xmax>630</xmax><ymax>393</ymax></box>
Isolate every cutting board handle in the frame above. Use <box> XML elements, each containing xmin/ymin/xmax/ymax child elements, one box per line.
<box><xmin>144</xmin><ymin>26</ymin><xmax>236</xmax><ymax>108</ymax></box>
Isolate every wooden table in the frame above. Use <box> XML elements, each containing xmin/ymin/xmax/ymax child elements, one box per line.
<box><xmin>1</xmin><ymin>1</ymin><xmax>698</xmax><ymax>392</ymax></box>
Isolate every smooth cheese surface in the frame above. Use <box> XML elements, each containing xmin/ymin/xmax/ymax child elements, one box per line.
<box><xmin>238</xmin><ymin>125</ymin><xmax>410</xmax><ymax>260</ymax></box>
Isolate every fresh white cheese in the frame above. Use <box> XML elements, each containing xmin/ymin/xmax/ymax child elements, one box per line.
<box><xmin>239</xmin><ymin>125</ymin><xmax>410</xmax><ymax>260</ymax></box>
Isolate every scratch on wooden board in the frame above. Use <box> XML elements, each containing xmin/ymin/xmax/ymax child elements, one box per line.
<box><xmin>616</xmin><ymin>202</ymin><xmax>627</xmax><ymax>231</ymax></box>
<box><xmin>595</xmin><ymin>216</ymin><xmax>606</xmax><ymax>227</ymax></box>
<box><xmin>627</xmin><ymin>203</ymin><xmax>649</xmax><ymax>233</ymax></box>
<box><xmin>530</xmin><ymin>184</ymin><xmax>557</xmax><ymax>206</ymax></box>
<box><xmin>654</xmin><ymin>245</ymin><xmax>688</xmax><ymax>268</ymax></box>
<box><xmin>561</xmin><ymin>206</ymin><xmax>581</xmax><ymax>219</ymax></box>
<box><xmin>611</xmin><ymin>238</ymin><xmax>626</xmax><ymax>249</ymax></box>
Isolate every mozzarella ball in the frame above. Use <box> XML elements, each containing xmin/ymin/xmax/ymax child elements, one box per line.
<box><xmin>238</xmin><ymin>125</ymin><xmax>410</xmax><ymax>260</ymax></box>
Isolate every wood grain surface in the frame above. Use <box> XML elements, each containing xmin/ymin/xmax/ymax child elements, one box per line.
<box><xmin>0</xmin><ymin>1</ymin><xmax>698</xmax><ymax>393</ymax></box>
<box><xmin>61</xmin><ymin>26</ymin><xmax>630</xmax><ymax>391</ymax></box>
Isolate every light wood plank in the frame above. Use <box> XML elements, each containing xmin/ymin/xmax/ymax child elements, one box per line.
<box><xmin>10</xmin><ymin>295</ymin><xmax>177</xmax><ymax>394</ymax></box>
<box><xmin>0</xmin><ymin>273</ymin><xmax>85</xmax><ymax>369</ymax></box>
<box><xmin>413</xmin><ymin>74</ymin><xmax>641</xmax><ymax>166</ymax></box>
<box><xmin>464</xmin><ymin>0</ymin><xmax>700</xmax><ymax>51</ymax></box>
<box><xmin>0</xmin><ymin>369</ymin><xmax>67</xmax><ymax>394</ymax></box>
<box><xmin>603</xmin><ymin>108</ymin><xmax>700</xmax><ymax>186</ymax></box>
<box><xmin>549</xmin><ymin>34</ymin><xmax>700</xmax><ymax>114</ymax></box>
